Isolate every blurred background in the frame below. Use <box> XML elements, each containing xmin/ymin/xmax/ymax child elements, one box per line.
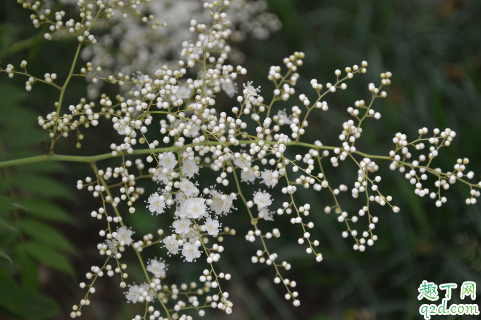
<box><xmin>0</xmin><ymin>0</ymin><xmax>480</xmax><ymax>319</ymax></box>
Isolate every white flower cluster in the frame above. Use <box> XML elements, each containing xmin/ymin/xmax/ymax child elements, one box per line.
<box><xmin>1</xmin><ymin>0</ymin><xmax>480</xmax><ymax>319</ymax></box>
<box><xmin>76</xmin><ymin>0</ymin><xmax>281</xmax><ymax>97</ymax></box>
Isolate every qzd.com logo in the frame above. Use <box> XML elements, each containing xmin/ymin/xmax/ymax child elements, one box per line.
<box><xmin>418</xmin><ymin>280</ymin><xmax>479</xmax><ymax>319</ymax></box>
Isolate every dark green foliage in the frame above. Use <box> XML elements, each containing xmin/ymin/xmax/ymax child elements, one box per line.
<box><xmin>0</xmin><ymin>82</ymin><xmax>75</xmax><ymax>318</ymax></box>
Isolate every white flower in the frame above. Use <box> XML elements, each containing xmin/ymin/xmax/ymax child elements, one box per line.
<box><xmin>113</xmin><ymin>117</ymin><xmax>131</xmax><ymax>135</ymax></box>
<box><xmin>277</xmin><ymin>109</ymin><xmax>292</xmax><ymax>125</ymax></box>
<box><xmin>146</xmin><ymin>258</ymin><xmax>167</xmax><ymax>278</ymax></box>
<box><xmin>210</xmin><ymin>190</ymin><xmax>236</xmax><ymax>215</ymax></box>
<box><xmin>153</xmin><ymin>171</ymin><xmax>171</xmax><ymax>184</ymax></box>
<box><xmin>243</xmin><ymin>81</ymin><xmax>260</xmax><ymax>98</ymax></box>
<box><xmin>125</xmin><ymin>284</ymin><xmax>141</xmax><ymax>303</ymax></box>
<box><xmin>253</xmin><ymin>190</ymin><xmax>272</xmax><ymax>208</ymax></box>
<box><xmin>241</xmin><ymin>166</ymin><xmax>256</xmax><ymax>183</ymax></box>
<box><xmin>261</xmin><ymin>170</ymin><xmax>279</xmax><ymax>188</ymax></box>
<box><xmin>159</xmin><ymin>152</ymin><xmax>178</xmax><ymax>170</ymax></box>
<box><xmin>179</xmin><ymin>178</ymin><xmax>199</xmax><ymax>197</ymax></box>
<box><xmin>258</xmin><ymin>207</ymin><xmax>274</xmax><ymax>221</ymax></box>
<box><xmin>139</xmin><ymin>283</ymin><xmax>155</xmax><ymax>301</ymax></box>
<box><xmin>172</xmin><ymin>218</ymin><xmax>192</xmax><ymax>235</ymax></box>
<box><xmin>147</xmin><ymin>192</ymin><xmax>165</xmax><ymax>214</ymax></box>
<box><xmin>125</xmin><ymin>283</ymin><xmax>155</xmax><ymax>303</ymax></box>
<box><xmin>116</xmin><ymin>226</ymin><xmax>134</xmax><ymax>246</ymax></box>
<box><xmin>221</xmin><ymin>78</ymin><xmax>238</xmax><ymax>97</ymax></box>
<box><xmin>182</xmin><ymin>198</ymin><xmax>207</xmax><ymax>219</ymax></box>
<box><xmin>184</xmin><ymin>120</ymin><xmax>200</xmax><ymax>137</ymax></box>
<box><xmin>176</xmin><ymin>85</ymin><xmax>192</xmax><ymax>100</ymax></box>
<box><xmin>203</xmin><ymin>217</ymin><xmax>220</xmax><ymax>237</ymax></box>
<box><xmin>182</xmin><ymin>241</ymin><xmax>201</xmax><ymax>262</ymax></box>
<box><xmin>182</xmin><ymin>159</ymin><xmax>199</xmax><ymax>178</ymax></box>
<box><xmin>163</xmin><ymin>235</ymin><xmax>180</xmax><ymax>255</ymax></box>
<box><xmin>233</xmin><ymin>157</ymin><xmax>251</xmax><ymax>169</ymax></box>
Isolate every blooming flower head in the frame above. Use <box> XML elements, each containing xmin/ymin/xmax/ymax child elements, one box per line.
<box><xmin>276</xmin><ymin>109</ymin><xmax>292</xmax><ymax>125</ymax></box>
<box><xmin>261</xmin><ymin>170</ymin><xmax>279</xmax><ymax>188</ymax></box>
<box><xmin>159</xmin><ymin>152</ymin><xmax>178</xmax><ymax>171</ymax></box>
<box><xmin>203</xmin><ymin>217</ymin><xmax>220</xmax><ymax>237</ymax></box>
<box><xmin>258</xmin><ymin>207</ymin><xmax>274</xmax><ymax>221</ymax></box>
<box><xmin>182</xmin><ymin>241</ymin><xmax>201</xmax><ymax>262</ymax></box>
<box><xmin>179</xmin><ymin>178</ymin><xmax>199</xmax><ymax>197</ymax></box>
<box><xmin>125</xmin><ymin>284</ymin><xmax>141</xmax><ymax>303</ymax></box>
<box><xmin>113</xmin><ymin>117</ymin><xmax>131</xmax><ymax>136</ymax></box>
<box><xmin>146</xmin><ymin>258</ymin><xmax>167</xmax><ymax>278</ymax></box>
<box><xmin>163</xmin><ymin>235</ymin><xmax>180</xmax><ymax>255</ymax></box>
<box><xmin>233</xmin><ymin>156</ymin><xmax>251</xmax><ymax>169</ymax></box>
<box><xmin>253</xmin><ymin>190</ymin><xmax>272</xmax><ymax>208</ymax></box>
<box><xmin>176</xmin><ymin>85</ymin><xmax>192</xmax><ymax>100</ymax></box>
<box><xmin>172</xmin><ymin>218</ymin><xmax>192</xmax><ymax>235</ymax></box>
<box><xmin>183</xmin><ymin>120</ymin><xmax>200</xmax><ymax>138</ymax></box>
<box><xmin>182</xmin><ymin>159</ymin><xmax>199</xmax><ymax>178</ymax></box>
<box><xmin>243</xmin><ymin>81</ymin><xmax>260</xmax><ymax>98</ymax></box>
<box><xmin>153</xmin><ymin>171</ymin><xmax>171</xmax><ymax>185</ymax></box>
<box><xmin>147</xmin><ymin>192</ymin><xmax>166</xmax><ymax>214</ymax></box>
<box><xmin>182</xmin><ymin>197</ymin><xmax>207</xmax><ymax>219</ymax></box>
<box><xmin>221</xmin><ymin>78</ymin><xmax>238</xmax><ymax>97</ymax></box>
<box><xmin>115</xmin><ymin>226</ymin><xmax>134</xmax><ymax>246</ymax></box>
<box><xmin>241</xmin><ymin>166</ymin><xmax>256</xmax><ymax>183</ymax></box>
<box><xmin>210</xmin><ymin>190</ymin><xmax>236</xmax><ymax>215</ymax></box>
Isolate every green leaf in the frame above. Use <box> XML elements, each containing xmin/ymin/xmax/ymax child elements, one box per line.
<box><xmin>22</xmin><ymin>242</ymin><xmax>74</xmax><ymax>276</ymax></box>
<box><xmin>0</xmin><ymin>267</ymin><xmax>25</xmax><ymax>317</ymax></box>
<box><xmin>0</xmin><ymin>194</ymin><xmax>28</xmax><ymax>212</ymax></box>
<box><xmin>22</xmin><ymin>288</ymin><xmax>58</xmax><ymax>319</ymax></box>
<box><xmin>21</xmin><ymin>255</ymin><xmax>39</xmax><ymax>290</ymax></box>
<box><xmin>0</xmin><ymin>216</ymin><xmax>18</xmax><ymax>232</ymax></box>
<box><xmin>20</xmin><ymin>198</ymin><xmax>71</xmax><ymax>223</ymax></box>
<box><xmin>13</xmin><ymin>174</ymin><xmax>73</xmax><ymax>199</ymax></box>
<box><xmin>0</xmin><ymin>247</ymin><xmax>12</xmax><ymax>263</ymax></box>
<box><xmin>0</xmin><ymin>267</ymin><xmax>58</xmax><ymax>319</ymax></box>
<box><xmin>20</xmin><ymin>219</ymin><xmax>75</xmax><ymax>254</ymax></box>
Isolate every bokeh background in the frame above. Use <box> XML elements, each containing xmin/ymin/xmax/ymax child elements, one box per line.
<box><xmin>1</xmin><ymin>0</ymin><xmax>480</xmax><ymax>319</ymax></box>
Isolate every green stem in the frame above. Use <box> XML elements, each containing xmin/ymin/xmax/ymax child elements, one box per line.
<box><xmin>0</xmin><ymin>140</ymin><xmax>385</xmax><ymax>169</ymax></box>
<box><xmin>49</xmin><ymin>41</ymin><xmax>83</xmax><ymax>153</ymax></box>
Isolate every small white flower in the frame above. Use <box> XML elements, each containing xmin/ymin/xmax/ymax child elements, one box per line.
<box><xmin>182</xmin><ymin>159</ymin><xmax>199</xmax><ymax>178</ymax></box>
<box><xmin>182</xmin><ymin>197</ymin><xmax>207</xmax><ymax>219</ymax></box>
<box><xmin>184</xmin><ymin>120</ymin><xmax>200</xmax><ymax>137</ymax></box>
<box><xmin>179</xmin><ymin>178</ymin><xmax>199</xmax><ymax>197</ymax></box>
<box><xmin>172</xmin><ymin>218</ymin><xmax>192</xmax><ymax>235</ymax></box>
<box><xmin>277</xmin><ymin>109</ymin><xmax>292</xmax><ymax>125</ymax></box>
<box><xmin>113</xmin><ymin>117</ymin><xmax>131</xmax><ymax>135</ymax></box>
<box><xmin>243</xmin><ymin>81</ymin><xmax>260</xmax><ymax>98</ymax></box>
<box><xmin>253</xmin><ymin>190</ymin><xmax>272</xmax><ymax>208</ymax></box>
<box><xmin>234</xmin><ymin>157</ymin><xmax>251</xmax><ymax>169</ymax></box>
<box><xmin>210</xmin><ymin>190</ymin><xmax>236</xmax><ymax>215</ymax></box>
<box><xmin>139</xmin><ymin>283</ymin><xmax>155</xmax><ymax>300</ymax></box>
<box><xmin>147</xmin><ymin>192</ymin><xmax>165</xmax><ymax>214</ymax></box>
<box><xmin>241</xmin><ymin>167</ymin><xmax>256</xmax><ymax>183</ymax></box>
<box><xmin>159</xmin><ymin>152</ymin><xmax>178</xmax><ymax>170</ymax></box>
<box><xmin>176</xmin><ymin>85</ymin><xmax>192</xmax><ymax>100</ymax></box>
<box><xmin>125</xmin><ymin>284</ymin><xmax>141</xmax><ymax>303</ymax></box>
<box><xmin>124</xmin><ymin>283</ymin><xmax>155</xmax><ymax>303</ymax></box>
<box><xmin>163</xmin><ymin>235</ymin><xmax>180</xmax><ymax>255</ymax></box>
<box><xmin>221</xmin><ymin>78</ymin><xmax>238</xmax><ymax>97</ymax></box>
<box><xmin>182</xmin><ymin>241</ymin><xmax>201</xmax><ymax>262</ymax></box>
<box><xmin>258</xmin><ymin>207</ymin><xmax>274</xmax><ymax>221</ymax></box>
<box><xmin>203</xmin><ymin>217</ymin><xmax>220</xmax><ymax>237</ymax></box>
<box><xmin>116</xmin><ymin>226</ymin><xmax>134</xmax><ymax>246</ymax></box>
<box><xmin>146</xmin><ymin>258</ymin><xmax>167</xmax><ymax>278</ymax></box>
<box><xmin>261</xmin><ymin>170</ymin><xmax>279</xmax><ymax>188</ymax></box>
<box><xmin>153</xmin><ymin>171</ymin><xmax>171</xmax><ymax>184</ymax></box>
